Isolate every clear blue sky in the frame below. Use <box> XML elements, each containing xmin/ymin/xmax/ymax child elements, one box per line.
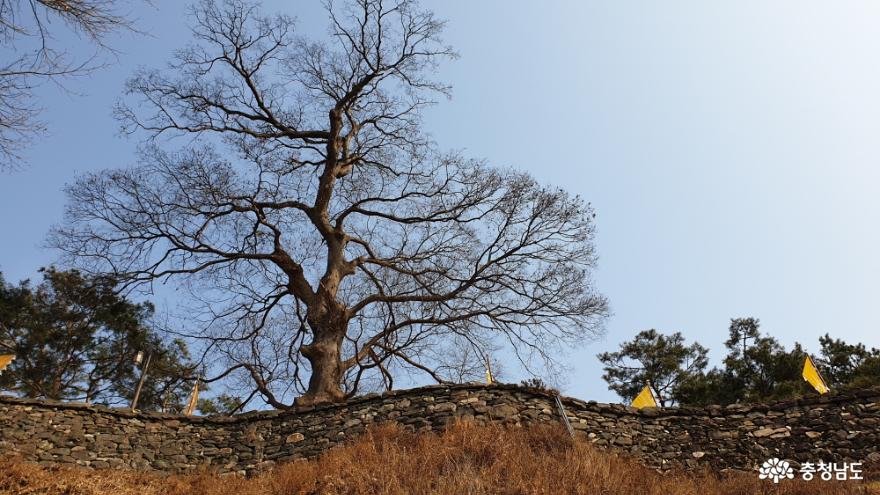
<box><xmin>2</xmin><ymin>1</ymin><xmax>880</xmax><ymax>403</ymax></box>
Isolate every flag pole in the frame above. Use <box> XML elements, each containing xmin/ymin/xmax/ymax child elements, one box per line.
<box><xmin>131</xmin><ymin>352</ymin><xmax>152</xmax><ymax>412</ymax></box>
<box><xmin>554</xmin><ymin>393</ymin><xmax>575</xmax><ymax>438</ymax></box>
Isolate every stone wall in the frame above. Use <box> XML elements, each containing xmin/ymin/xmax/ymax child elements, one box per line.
<box><xmin>2</xmin><ymin>383</ymin><xmax>879</xmax><ymax>475</ymax></box>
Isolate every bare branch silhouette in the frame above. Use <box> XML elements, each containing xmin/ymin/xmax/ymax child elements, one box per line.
<box><xmin>50</xmin><ymin>0</ymin><xmax>608</xmax><ymax>406</ymax></box>
<box><xmin>0</xmin><ymin>0</ymin><xmax>145</xmax><ymax>170</ymax></box>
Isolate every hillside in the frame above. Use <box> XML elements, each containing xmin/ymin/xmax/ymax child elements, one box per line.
<box><xmin>1</xmin><ymin>422</ymin><xmax>873</xmax><ymax>495</ymax></box>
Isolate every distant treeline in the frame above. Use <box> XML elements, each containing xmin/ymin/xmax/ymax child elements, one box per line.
<box><xmin>5</xmin><ymin>268</ymin><xmax>877</xmax><ymax>412</ymax></box>
<box><xmin>599</xmin><ymin>318</ymin><xmax>880</xmax><ymax>406</ymax></box>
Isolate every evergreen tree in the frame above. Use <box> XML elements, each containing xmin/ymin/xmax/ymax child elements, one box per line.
<box><xmin>719</xmin><ymin>318</ymin><xmax>810</xmax><ymax>403</ymax></box>
<box><xmin>197</xmin><ymin>394</ymin><xmax>248</xmax><ymax>416</ymax></box>
<box><xmin>0</xmin><ymin>268</ymin><xmax>197</xmax><ymax>410</ymax></box>
<box><xmin>677</xmin><ymin>318</ymin><xmax>812</xmax><ymax>405</ymax></box>
<box><xmin>597</xmin><ymin>329</ymin><xmax>708</xmax><ymax>406</ymax></box>
<box><xmin>817</xmin><ymin>334</ymin><xmax>880</xmax><ymax>389</ymax></box>
<box><xmin>606</xmin><ymin>318</ymin><xmax>841</xmax><ymax>406</ymax></box>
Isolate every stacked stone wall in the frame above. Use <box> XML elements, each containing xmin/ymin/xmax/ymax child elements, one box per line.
<box><xmin>2</xmin><ymin>383</ymin><xmax>879</xmax><ymax>475</ymax></box>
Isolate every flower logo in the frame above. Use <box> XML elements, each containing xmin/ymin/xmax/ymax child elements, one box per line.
<box><xmin>759</xmin><ymin>458</ymin><xmax>795</xmax><ymax>483</ymax></box>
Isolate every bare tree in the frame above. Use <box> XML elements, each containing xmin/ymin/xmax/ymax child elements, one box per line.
<box><xmin>0</xmin><ymin>0</ymin><xmax>140</xmax><ymax>170</ymax></box>
<box><xmin>50</xmin><ymin>0</ymin><xmax>608</xmax><ymax>407</ymax></box>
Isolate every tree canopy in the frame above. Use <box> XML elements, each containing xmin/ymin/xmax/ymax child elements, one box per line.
<box><xmin>0</xmin><ymin>268</ymin><xmax>198</xmax><ymax>411</ymax></box>
<box><xmin>816</xmin><ymin>333</ymin><xmax>880</xmax><ymax>390</ymax></box>
<box><xmin>49</xmin><ymin>0</ymin><xmax>608</xmax><ymax>406</ymax></box>
<box><xmin>597</xmin><ymin>329</ymin><xmax>708</xmax><ymax>406</ymax></box>
<box><xmin>603</xmin><ymin>318</ymin><xmax>880</xmax><ymax>407</ymax></box>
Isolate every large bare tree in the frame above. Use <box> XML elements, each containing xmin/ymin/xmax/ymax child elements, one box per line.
<box><xmin>0</xmin><ymin>0</ymin><xmax>140</xmax><ymax>170</ymax></box>
<box><xmin>50</xmin><ymin>0</ymin><xmax>608</xmax><ymax>406</ymax></box>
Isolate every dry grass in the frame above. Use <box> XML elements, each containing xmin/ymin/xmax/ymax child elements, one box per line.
<box><xmin>1</xmin><ymin>422</ymin><xmax>875</xmax><ymax>495</ymax></box>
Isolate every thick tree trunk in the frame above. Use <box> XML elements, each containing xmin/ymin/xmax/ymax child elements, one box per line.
<box><xmin>297</xmin><ymin>338</ymin><xmax>345</xmax><ymax>405</ymax></box>
<box><xmin>296</xmin><ymin>303</ymin><xmax>348</xmax><ymax>406</ymax></box>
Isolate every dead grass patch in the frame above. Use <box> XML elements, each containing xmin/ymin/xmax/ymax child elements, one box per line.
<box><xmin>1</xmin><ymin>422</ymin><xmax>874</xmax><ymax>495</ymax></box>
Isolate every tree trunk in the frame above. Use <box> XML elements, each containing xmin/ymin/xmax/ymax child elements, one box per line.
<box><xmin>296</xmin><ymin>305</ymin><xmax>347</xmax><ymax>406</ymax></box>
<box><xmin>298</xmin><ymin>338</ymin><xmax>345</xmax><ymax>405</ymax></box>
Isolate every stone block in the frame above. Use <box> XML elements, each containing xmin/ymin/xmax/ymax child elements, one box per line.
<box><xmin>285</xmin><ymin>433</ymin><xmax>305</xmax><ymax>444</ymax></box>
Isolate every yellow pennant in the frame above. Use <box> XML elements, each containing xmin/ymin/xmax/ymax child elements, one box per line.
<box><xmin>0</xmin><ymin>355</ymin><xmax>14</xmax><ymax>374</ymax></box>
<box><xmin>631</xmin><ymin>385</ymin><xmax>658</xmax><ymax>409</ymax></box>
<box><xmin>184</xmin><ymin>379</ymin><xmax>200</xmax><ymax>416</ymax></box>
<box><xmin>485</xmin><ymin>367</ymin><xmax>493</xmax><ymax>385</ymax></box>
<box><xmin>803</xmin><ymin>356</ymin><xmax>829</xmax><ymax>394</ymax></box>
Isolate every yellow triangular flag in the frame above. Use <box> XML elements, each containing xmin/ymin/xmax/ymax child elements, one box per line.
<box><xmin>0</xmin><ymin>355</ymin><xmax>14</xmax><ymax>374</ymax></box>
<box><xmin>803</xmin><ymin>356</ymin><xmax>829</xmax><ymax>394</ymax></box>
<box><xmin>183</xmin><ymin>379</ymin><xmax>200</xmax><ymax>416</ymax></box>
<box><xmin>631</xmin><ymin>385</ymin><xmax>658</xmax><ymax>409</ymax></box>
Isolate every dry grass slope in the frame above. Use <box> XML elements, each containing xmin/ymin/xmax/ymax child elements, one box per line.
<box><xmin>1</xmin><ymin>422</ymin><xmax>875</xmax><ymax>495</ymax></box>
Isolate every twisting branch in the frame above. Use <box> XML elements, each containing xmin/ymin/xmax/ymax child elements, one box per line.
<box><xmin>50</xmin><ymin>0</ymin><xmax>607</xmax><ymax>408</ymax></box>
<box><xmin>0</xmin><ymin>0</ymin><xmax>145</xmax><ymax>170</ymax></box>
